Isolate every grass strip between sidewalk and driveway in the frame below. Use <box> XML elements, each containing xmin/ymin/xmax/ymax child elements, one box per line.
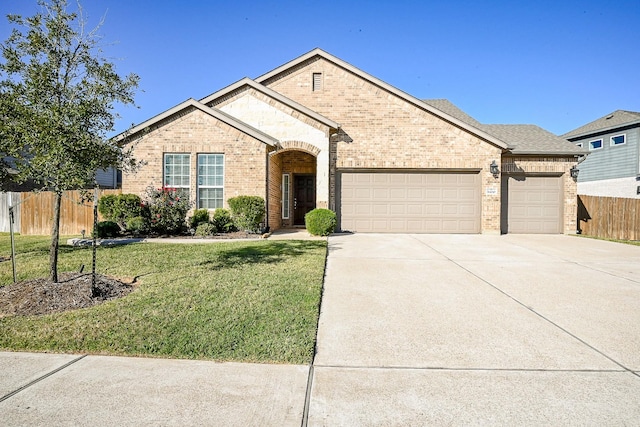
<box><xmin>0</xmin><ymin>234</ymin><xmax>327</xmax><ymax>364</ymax></box>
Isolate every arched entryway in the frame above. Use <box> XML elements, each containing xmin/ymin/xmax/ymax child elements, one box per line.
<box><xmin>269</xmin><ymin>148</ymin><xmax>318</xmax><ymax>230</ymax></box>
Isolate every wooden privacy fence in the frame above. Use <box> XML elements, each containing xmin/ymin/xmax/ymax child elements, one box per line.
<box><xmin>578</xmin><ymin>195</ymin><xmax>640</xmax><ymax>241</ymax></box>
<box><xmin>2</xmin><ymin>189</ymin><xmax>121</xmax><ymax>236</ymax></box>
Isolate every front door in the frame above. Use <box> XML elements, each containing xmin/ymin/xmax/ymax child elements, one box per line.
<box><xmin>294</xmin><ymin>175</ymin><xmax>316</xmax><ymax>225</ymax></box>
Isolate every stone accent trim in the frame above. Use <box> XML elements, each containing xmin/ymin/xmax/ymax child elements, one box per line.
<box><xmin>272</xmin><ymin>140</ymin><xmax>321</xmax><ymax>157</ymax></box>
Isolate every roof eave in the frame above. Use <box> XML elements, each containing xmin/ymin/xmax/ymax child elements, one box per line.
<box><xmin>115</xmin><ymin>98</ymin><xmax>278</xmax><ymax>146</ymax></box>
<box><xmin>562</xmin><ymin>119</ymin><xmax>640</xmax><ymax>140</ymax></box>
<box><xmin>506</xmin><ymin>150</ymin><xmax>589</xmax><ymax>156</ymax></box>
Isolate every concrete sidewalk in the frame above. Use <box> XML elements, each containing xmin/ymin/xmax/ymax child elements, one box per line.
<box><xmin>0</xmin><ymin>353</ymin><xmax>308</xmax><ymax>426</ymax></box>
<box><xmin>2</xmin><ymin>234</ymin><xmax>639</xmax><ymax>425</ymax></box>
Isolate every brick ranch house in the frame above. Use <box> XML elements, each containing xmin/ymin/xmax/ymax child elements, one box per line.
<box><xmin>119</xmin><ymin>48</ymin><xmax>586</xmax><ymax>234</ymax></box>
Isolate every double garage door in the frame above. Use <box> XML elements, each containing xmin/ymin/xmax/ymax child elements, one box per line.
<box><xmin>338</xmin><ymin>171</ymin><xmax>481</xmax><ymax>233</ymax></box>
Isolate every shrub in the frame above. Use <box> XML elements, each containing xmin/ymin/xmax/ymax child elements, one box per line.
<box><xmin>195</xmin><ymin>222</ymin><xmax>217</xmax><ymax>237</ymax></box>
<box><xmin>126</xmin><ymin>216</ymin><xmax>149</xmax><ymax>236</ymax></box>
<box><xmin>97</xmin><ymin>194</ymin><xmax>118</xmax><ymax>221</ymax></box>
<box><xmin>98</xmin><ymin>193</ymin><xmax>144</xmax><ymax>229</ymax></box>
<box><xmin>144</xmin><ymin>187</ymin><xmax>192</xmax><ymax>235</ymax></box>
<box><xmin>189</xmin><ymin>209</ymin><xmax>210</xmax><ymax>229</ymax></box>
<box><xmin>227</xmin><ymin>196</ymin><xmax>265</xmax><ymax>233</ymax></box>
<box><xmin>211</xmin><ymin>208</ymin><xmax>235</xmax><ymax>233</ymax></box>
<box><xmin>305</xmin><ymin>208</ymin><xmax>337</xmax><ymax>236</ymax></box>
<box><xmin>93</xmin><ymin>221</ymin><xmax>120</xmax><ymax>238</ymax></box>
<box><xmin>117</xmin><ymin>194</ymin><xmax>144</xmax><ymax>223</ymax></box>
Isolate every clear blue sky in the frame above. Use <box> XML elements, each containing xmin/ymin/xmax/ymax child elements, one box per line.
<box><xmin>2</xmin><ymin>0</ymin><xmax>639</xmax><ymax>135</ymax></box>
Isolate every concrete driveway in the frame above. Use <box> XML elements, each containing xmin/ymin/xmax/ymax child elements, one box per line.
<box><xmin>309</xmin><ymin>233</ymin><xmax>640</xmax><ymax>425</ymax></box>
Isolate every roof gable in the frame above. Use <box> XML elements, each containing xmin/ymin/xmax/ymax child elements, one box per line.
<box><xmin>116</xmin><ymin>98</ymin><xmax>278</xmax><ymax>146</ymax></box>
<box><xmin>256</xmin><ymin>48</ymin><xmax>510</xmax><ymax>151</ymax></box>
<box><xmin>562</xmin><ymin>110</ymin><xmax>640</xmax><ymax>139</ymax></box>
<box><xmin>200</xmin><ymin>77</ymin><xmax>340</xmax><ymax>130</ymax></box>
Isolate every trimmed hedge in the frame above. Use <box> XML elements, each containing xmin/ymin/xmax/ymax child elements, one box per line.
<box><xmin>305</xmin><ymin>208</ymin><xmax>336</xmax><ymax>236</ymax></box>
<box><xmin>228</xmin><ymin>196</ymin><xmax>265</xmax><ymax>233</ymax></box>
<box><xmin>126</xmin><ymin>216</ymin><xmax>149</xmax><ymax>236</ymax></box>
<box><xmin>98</xmin><ymin>193</ymin><xmax>144</xmax><ymax>229</ymax></box>
<box><xmin>93</xmin><ymin>221</ymin><xmax>120</xmax><ymax>238</ymax></box>
<box><xmin>195</xmin><ymin>222</ymin><xmax>217</xmax><ymax>236</ymax></box>
<box><xmin>211</xmin><ymin>208</ymin><xmax>235</xmax><ymax>233</ymax></box>
<box><xmin>189</xmin><ymin>209</ymin><xmax>210</xmax><ymax>229</ymax></box>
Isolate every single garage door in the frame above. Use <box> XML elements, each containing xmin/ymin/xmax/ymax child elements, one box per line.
<box><xmin>508</xmin><ymin>175</ymin><xmax>563</xmax><ymax>233</ymax></box>
<box><xmin>339</xmin><ymin>172</ymin><xmax>481</xmax><ymax>233</ymax></box>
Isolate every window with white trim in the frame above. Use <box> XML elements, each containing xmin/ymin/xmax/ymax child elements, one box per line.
<box><xmin>197</xmin><ymin>154</ymin><xmax>224</xmax><ymax>209</ymax></box>
<box><xmin>589</xmin><ymin>139</ymin><xmax>603</xmax><ymax>150</ymax></box>
<box><xmin>163</xmin><ymin>153</ymin><xmax>190</xmax><ymax>199</ymax></box>
<box><xmin>610</xmin><ymin>134</ymin><xmax>626</xmax><ymax>146</ymax></box>
<box><xmin>282</xmin><ymin>174</ymin><xmax>290</xmax><ymax>219</ymax></box>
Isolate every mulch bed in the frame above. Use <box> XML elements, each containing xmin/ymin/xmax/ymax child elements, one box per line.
<box><xmin>0</xmin><ymin>272</ymin><xmax>134</xmax><ymax>317</ymax></box>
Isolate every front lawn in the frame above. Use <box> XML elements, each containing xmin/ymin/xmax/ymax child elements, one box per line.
<box><xmin>0</xmin><ymin>234</ymin><xmax>326</xmax><ymax>364</ymax></box>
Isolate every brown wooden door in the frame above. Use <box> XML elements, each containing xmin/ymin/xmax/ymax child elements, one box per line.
<box><xmin>294</xmin><ymin>175</ymin><xmax>316</xmax><ymax>225</ymax></box>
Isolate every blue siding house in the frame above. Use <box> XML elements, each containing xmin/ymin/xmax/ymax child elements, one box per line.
<box><xmin>562</xmin><ymin>110</ymin><xmax>640</xmax><ymax>199</ymax></box>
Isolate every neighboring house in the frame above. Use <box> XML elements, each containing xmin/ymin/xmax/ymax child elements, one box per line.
<box><xmin>562</xmin><ymin>110</ymin><xmax>640</xmax><ymax>199</ymax></box>
<box><xmin>95</xmin><ymin>168</ymin><xmax>119</xmax><ymax>189</ymax></box>
<box><xmin>119</xmin><ymin>48</ymin><xmax>585</xmax><ymax>234</ymax></box>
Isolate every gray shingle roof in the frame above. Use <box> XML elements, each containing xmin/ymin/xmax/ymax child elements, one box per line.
<box><xmin>482</xmin><ymin>124</ymin><xmax>587</xmax><ymax>155</ymax></box>
<box><xmin>424</xmin><ymin>99</ymin><xmax>586</xmax><ymax>155</ymax></box>
<box><xmin>422</xmin><ymin>99</ymin><xmax>483</xmax><ymax>128</ymax></box>
<box><xmin>561</xmin><ymin>110</ymin><xmax>640</xmax><ymax>139</ymax></box>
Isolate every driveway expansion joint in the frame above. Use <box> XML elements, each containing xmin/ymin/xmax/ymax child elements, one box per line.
<box><xmin>312</xmin><ymin>364</ymin><xmax>629</xmax><ymax>373</ymax></box>
<box><xmin>0</xmin><ymin>354</ymin><xmax>86</xmax><ymax>403</ymax></box>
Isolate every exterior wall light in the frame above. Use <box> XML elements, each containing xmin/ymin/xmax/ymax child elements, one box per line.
<box><xmin>570</xmin><ymin>166</ymin><xmax>579</xmax><ymax>180</ymax></box>
<box><xmin>490</xmin><ymin>160</ymin><xmax>500</xmax><ymax>178</ymax></box>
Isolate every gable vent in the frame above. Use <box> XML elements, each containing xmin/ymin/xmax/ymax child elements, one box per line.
<box><xmin>312</xmin><ymin>73</ymin><xmax>322</xmax><ymax>91</ymax></box>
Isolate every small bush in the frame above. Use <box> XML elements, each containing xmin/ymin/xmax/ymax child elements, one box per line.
<box><xmin>126</xmin><ymin>216</ymin><xmax>149</xmax><ymax>236</ymax></box>
<box><xmin>305</xmin><ymin>208</ymin><xmax>336</xmax><ymax>236</ymax></box>
<box><xmin>117</xmin><ymin>194</ymin><xmax>144</xmax><ymax>222</ymax></box>
<box><xmin>98</xmin><ymin>194</ymin><xmax>118</xmax><ymax>221</ymax></box>
<box><xmin>98</xmin><ymin>193</ymin><xmax>144</xmax><ymax>229</ymax></box>
<box><xmin>228</xmin><ymin>196</ymin><xmax>265</xmax><ymax>233</ymax></box>
<box><xmin>94</xmin><ymin>221</ymin><xmax>121</xmax><ymax>238</ymax></box>
<box><xmin>211</xmin><ymin>208</ymin><xmax>236</xmax><ymax>233</ymax></box>
<box><xmin>144</xmin><ymin>187</ymin><xmax>192</xmax><ymax>235</ymax></box>
<box><xmin>195</xmin><ymin>222</ymin><xmax>217</xmax><ymax>237</ymax></box>
<box><xmin>189</xmin><ymin>209</ymin><xmax>210</xmax><ymax>229</ymax></box>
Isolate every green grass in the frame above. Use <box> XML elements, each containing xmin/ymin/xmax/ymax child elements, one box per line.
<box><xmin>0</xmin><ymin>234</ymin><xmax>327</xmax><ymax>364</ymax></box>
<box><xmin>575</xmin><ymin>234</ymin><xmax>640</xmax><ymax>246</ymax></box>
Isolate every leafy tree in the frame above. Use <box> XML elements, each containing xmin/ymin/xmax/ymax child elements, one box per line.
<box><xmin>0</xmin><ymin>0</ymin><xmax>139</xmax><ymax>282</ymax></box>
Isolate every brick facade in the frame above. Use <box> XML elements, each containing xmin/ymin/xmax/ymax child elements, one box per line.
<box><xmin>122</xmin><ymin>108</ymin><xmax>269</xmax><ymax>208</ymax></box>
<box><xmin>262</xmin><ymin>57</ymin><xmax>504</xmax><ymax>233</ymax></box>
<box><xmin>121</xmin><ymin>51</ymin><xmax>581</xmax><ymax>235</ymax></box>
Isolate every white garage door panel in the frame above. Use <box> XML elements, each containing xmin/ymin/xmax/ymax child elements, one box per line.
<box><xmin>340</xmin><ymin>172</ymin><xmax>481</xmax><ymax>233</ymax></box>
<box><xmin>508</xmin><ymin>176</ymin><xmax>562</xmax><ymax>234</ymax></box>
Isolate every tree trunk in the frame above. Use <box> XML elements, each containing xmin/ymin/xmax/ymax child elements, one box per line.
<box><xmin>49</xmin><ymin>191</ymin><xmax>62</xmax><ymax>283</ymax></box>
